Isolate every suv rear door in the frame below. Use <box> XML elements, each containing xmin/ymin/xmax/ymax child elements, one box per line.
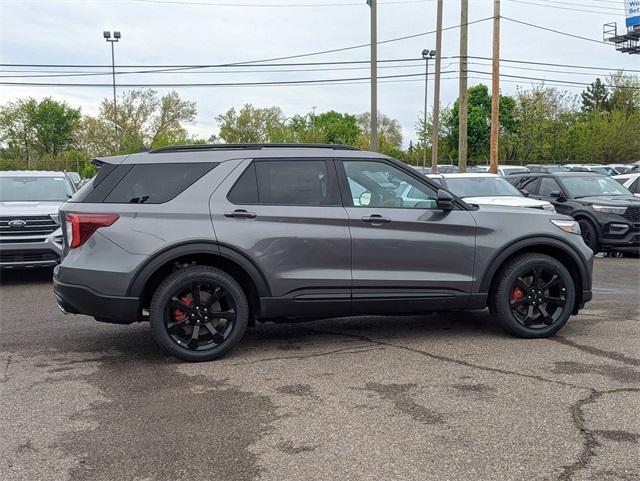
<box><xmin>336</xmin><ymin>158</ymin><xmax>477</xmax><ymax>314</ymax></box>
<box><xmin>210</xmin><ymin>158</ymin><xmax>351</xmax><ymax>318</ymax></box>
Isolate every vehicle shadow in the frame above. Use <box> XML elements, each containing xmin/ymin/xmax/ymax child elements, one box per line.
<box><xmin>47</xmin><ymin>309</ymin><xmax>503</xmax><ymax>364</ymax></box>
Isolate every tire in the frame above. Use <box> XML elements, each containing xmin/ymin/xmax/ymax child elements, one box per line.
<box><xmin>491</xmin><ymin>253</ymin><xmax>575</xmax><ymax>338</ymax></box>
<box><xmin>150</xmin><ymin>265</ymin><xmax>249</xmax><ymax>362</ymax></box>
<box><xmin>577</xmin><ymin>218</ymin><xmax>600</xmax><ymax>254</ymax></box>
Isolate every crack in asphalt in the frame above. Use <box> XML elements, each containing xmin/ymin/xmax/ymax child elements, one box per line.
<box><xmin>230</xmin><ymin>345</ymin><xmax>383</xmax><ymax>366</ymax></box>
<box><xmin>0</xmin><ymin>355</ymin><xmax>13</xmax><ymax>383</ymax></box>
<box><xmin>557</xmin><ymin>387</ymin><xmax>640</xmax><ymax>481</ymax></box>
<box><xmin>552</xmin><ymin>337</ymin><xmax>640</xmax><ymax>367</ymax></box>
<box><xmin>305</xmin><ymin>328</ymin><xmax>591</xmax><ymax>391</ymax></box>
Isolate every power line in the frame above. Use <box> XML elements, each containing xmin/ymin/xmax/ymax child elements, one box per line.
<box><xmin>127</xmin><ymin>0</ymin><xmax>431</xmax><ymax>7</ymax></box>
<box><xmin>505</xmin><ymin>0</ymin><xmax>623</xmax><ymax>15</ymax></box>
<box><xmin>502</xmin><ymin>17</ymin><xmax>610</xmax><ymax>45</ymax></box>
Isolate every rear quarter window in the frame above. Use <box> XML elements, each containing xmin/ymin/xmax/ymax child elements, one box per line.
<box><xmin>71</xmin><ymin>162</ymin><xmax>217</xmax><ymax>204</ymax></box>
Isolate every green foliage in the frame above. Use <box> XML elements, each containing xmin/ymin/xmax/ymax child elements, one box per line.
<box><xmin>581</xmin><ymin>78</ymin><xmax>610</xmax><ymax>113</ymax></box>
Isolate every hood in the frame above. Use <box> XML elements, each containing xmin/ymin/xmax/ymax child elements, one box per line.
<box><xmin>0</xmin><ymin>201</ymin><xmax>64</xmax><ymax>217</ymax></box>
<box><xmin>462</xmin><ymin>195</ymin><xmax>550</xmax><ymax>208</ymax></box>
<box><xmin>574</xmin><ymin>196</ymin><xmax>640</xmax><ymax>206</ymax></box>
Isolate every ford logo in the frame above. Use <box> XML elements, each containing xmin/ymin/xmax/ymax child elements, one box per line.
<box><xmin>8</xmin><ymin>219</ymin><xmax>27</xmax><ymax>228</ymax></box>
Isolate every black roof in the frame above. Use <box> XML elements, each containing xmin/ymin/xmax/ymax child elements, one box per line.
<box><xmin>149</xmin><ymin>143</ymin><xmax>361</xmax><ymax>154</ymax></box>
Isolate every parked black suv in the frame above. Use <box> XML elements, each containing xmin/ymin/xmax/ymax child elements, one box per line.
<box><xmin>508</xmin><ymin>172</ymin><xmax>640</xmax><ymax>253</ymax></box>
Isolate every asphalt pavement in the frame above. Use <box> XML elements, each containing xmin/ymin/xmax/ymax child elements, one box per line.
<box><xmin>1</xmin><ymin>258</ymin><xmax>639</xmax><ymax>481</ymax></box>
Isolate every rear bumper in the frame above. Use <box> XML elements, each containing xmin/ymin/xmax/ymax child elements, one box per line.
<box><xmin>53</xmin><ymin>277</ymin><xmax>140</xmax><ymax>324</ymax></box>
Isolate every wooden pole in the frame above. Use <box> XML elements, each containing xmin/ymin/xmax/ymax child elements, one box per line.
<box><xmin>489</xmin><ymin>0</ymin><xmax>500</xmax><ymax>174</ymax></box>
<box><xmin>431</xmin><ymin>0</ymin><xmax>443</xmax><ymax>173</ymax></box>
<box><xmin>370</xmin><ymin>0</ymin><xmax>378</xmax><ymax>152</ymax></box>
<box><xmin>458</xmin><ymin>0</ymin><xmax>469</xmax><ymax>172</ymax></box>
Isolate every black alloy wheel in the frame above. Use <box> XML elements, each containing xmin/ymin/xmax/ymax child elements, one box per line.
<box><xmin>509</xmin><ymin>266</ymin><xmax>567</xmax><ymax>329</ymax></box>
<box><xmin>150</xmin><ymin>266</ymin><xmax>249</xmax><ymax>361</ymax></box>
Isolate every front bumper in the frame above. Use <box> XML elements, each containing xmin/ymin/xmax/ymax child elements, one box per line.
<box><xmin>53</xmin><ymin>275</ymin><xmax>140</xmax><ymax>324</ymax></box>
<box><xmin>0</xmin><ymin>234</ymin><xmax>63</xmax><ymax>269</ymax></box>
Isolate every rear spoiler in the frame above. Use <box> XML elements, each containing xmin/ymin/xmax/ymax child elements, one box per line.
<box><xmin>92</xmin><ymin>154</ymin><xmax>130</xmax><ymax>166</ymax></box>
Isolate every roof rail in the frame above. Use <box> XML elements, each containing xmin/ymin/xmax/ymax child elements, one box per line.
<box><xmin>149</xmin><ymin>143</ymin><xmax>361</xmax><ymax>154</ymax></box>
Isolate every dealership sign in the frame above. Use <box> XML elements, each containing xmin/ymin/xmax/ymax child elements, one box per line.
<box><xmin>627</xmin><ymin>0</ymin><xmax>640</xmax><ymax>28</ymax></box>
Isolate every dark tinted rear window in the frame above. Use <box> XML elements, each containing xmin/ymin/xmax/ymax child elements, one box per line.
<box><xmin>71</xmin><ymin>162</ymin><xmax>216</xmax><ymax>204</ymax></box>
<box><xmin>228</xmin><ymin>160</ymin><xmax>339</xmax><ymax>206</ymax></box>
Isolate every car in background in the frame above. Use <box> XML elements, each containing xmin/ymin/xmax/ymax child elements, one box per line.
<box><xmin>609</xmin><ymin>164</ymin><xmax>637</xmax><ymax>175</ymax></box>
<box><xmin>437</xmin><ymin>165</ymin><xmax>459</xmax><ymax>174</ymax></box>
<box><xmin>613</xmin><ymin>173</ymin><xmax>640</xmax><ymax>197</ymax></box>
<box><xmin>65</xmin><ymin>171</ymin><xmax>82</xmax><ymax>187</ymax></box>
<box><xmin>435</xmin><ymin>173</ymin><xmax>556</xmax><ymax>212</ymax></box>
<box><xmin>508</xmin><ymin>172</ymin><xmax>640</xmax><ymax>253</ymax></box>
<box><xmin>498</xmin><ymin>166</ymin><xmax>530</xmax><ymax>176</ymax></box>
<box><xmin>0</xmin><ymin>171</ymin><xmax>75</xmax><ymax>268</ymax></box>
<box><xmin>526</xmin><ymin>164</ymin><xmax>571</xmax><ymax>173</ymax></box>
<box><xmin>564</xmin><ymin>164</ymin><xmax>617</xmax><ymax>176</ymax></box>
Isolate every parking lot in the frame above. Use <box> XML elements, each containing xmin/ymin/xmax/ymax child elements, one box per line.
<box><xmin>0</xmin><ymin>257</ymin><xmax>638</xmax><ymax>481</ymax></box>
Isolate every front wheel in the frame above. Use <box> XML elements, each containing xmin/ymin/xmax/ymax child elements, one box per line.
<box><xmin>577</xmin><ymin>218</ymin><xmax>600</xmax><ymax>254</ymax></box>
<box><xmin>491</xmin><ymin>253</ymin><xmax>575</xmax><ymax>338</ymax></box>
<box><xmin>150</xmin><ymin>266</ymin><xmax>249</xmax><ymax>361</ymax></box>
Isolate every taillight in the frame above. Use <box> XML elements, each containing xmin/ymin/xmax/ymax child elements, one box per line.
<box><xmin>65</xmin><ymin>213</ymin><xmax>119</xmax><ymax>249</ymax></box>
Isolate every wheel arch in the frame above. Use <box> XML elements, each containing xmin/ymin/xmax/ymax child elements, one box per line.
<box><xmin>481</xmin><ymin>236</ymin><xmax>589</xmax><ymax>314</ymax></box>
<box><xmin>128</xmin><ymin>241</ymin><xmax>270</xmax><ymax>322</ymax></box>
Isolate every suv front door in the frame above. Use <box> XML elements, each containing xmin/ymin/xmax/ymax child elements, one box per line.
<box><xmin>210</xmin><ymin>158</ymin><xmax>351</xmax><ymax>318</ymax></box>
<box><xmin>337</xmin><ymin>159</ymin><xmax>477</xmax><ymax>314</ymax></box>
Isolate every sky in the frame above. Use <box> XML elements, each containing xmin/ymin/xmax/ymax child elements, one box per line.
<box><xmin>0</xmin><ymin>0</ymin><xmax>636</xmax><ymax>146</ymax></box>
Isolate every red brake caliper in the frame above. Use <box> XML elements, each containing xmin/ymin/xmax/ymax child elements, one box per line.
<box><xmin>173</xmin><ymin>295</ymin><xmax>193</xmax><ymax>322</ymax></box>
<box><xmin>511</xmin><ymin>288</ymin><xmax>524</xmax><ymax>302</ymax></box>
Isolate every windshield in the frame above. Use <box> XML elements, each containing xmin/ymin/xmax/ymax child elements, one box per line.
<box><xmin>562</xmin><ymin>176</ymin><xmax>631</xmax><ymax>198</ymax></box>
<box><xmin>0</xmin><ymin>176</ymin><xmax>73</xmax><ymax>202</ymax></box>
<box><xmin>445</xmin><ymin>177</ymin><xmax>522</xmax><ymax>198</ymax></box>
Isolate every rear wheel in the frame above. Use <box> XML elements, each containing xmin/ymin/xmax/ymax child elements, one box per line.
<box><xmin>577</xmin><ymin>218</ymin><xmax>600</xmax><ymax>253</ymax></box>
<box><xmin>491</xmin><ymin>253</ymin><xmax>575</xmax><ymax>338</ymax></box>
<box><xmin>150</xmin><ymin>265</ymin><xmax>249</xmax><ymax>361</ymax></box>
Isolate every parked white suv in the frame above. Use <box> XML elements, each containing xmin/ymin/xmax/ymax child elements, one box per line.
<box><xmin>0</xmin><ymin>171</ymin><xmax>75</xmax><ymax>268</ymax></box>
<box><xmin>430</xmin><ymin>173</ymin><xmax>556</xmax><ymax>212</ymax></box>
<box><xmin>613</xmin><ymin>173</ymin><xmax>640</xmax><ymax>197</ymax></box>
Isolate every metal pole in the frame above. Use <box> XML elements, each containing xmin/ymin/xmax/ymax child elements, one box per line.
<box><xmin>110</xmin><ymin>41</ymin><xmax>117</xmax><ymax>136</ymax></box>
<box><xmin>458</xmin><ymin>0</ymin><xmax>469</xmax><ymax>172</ymax></box>
<box><xmin>370</xmin><ymin>0</ymin><xmax>378</xmax><ymax>152</ymax></box>
<box><xmin>431</xmin><ymin>0</ymin><xmax>443</xmax><ymax>173</ymax></box>
<box><xmin>422</xmin><ymin>58</ymin><xmax>429</xmax><ymax>169</ymax></box>
<box><xmin>489</xmin><ymin>0</ymin><xmax>501</xmax><ymax>174</ymax></box>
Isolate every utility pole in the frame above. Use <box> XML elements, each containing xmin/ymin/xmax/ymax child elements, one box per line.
<box><xmin>369</xmin><ymin>0</ymin><xmax>378</xmax><ymax>152</ymax></box>
<box><xmin>431</xmin><ymin>0</ymin><xmax>443</xmax><ymax>173</ymax></box>
<box><xmin>489</xmin><ymin>0</ymin><xmax>500</xmax><ymax>174</ymax></box>
<box><xmin>458</xmin><ymin>0</ymin><xmax>469</xmax><ymax>173</ymax></box>
<box><xmin>421</xmin><ymin>49</ymin><xmax>435</xmax><ymax>169</ymax></box>
<box><xmin>103</xmin><ymin>31</ymin><xmax>121</xmax><ymax>136</ymax></box>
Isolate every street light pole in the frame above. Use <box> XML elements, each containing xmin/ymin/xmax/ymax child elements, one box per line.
<box><xmin>103</xmin><ymin>31</ymin><xmax>121</xmax><ymax>136</ymax></box>
<box><xmin>421</xmin><ymin>49</ymin><xmax>435</xmax><ymax>170</ymax></box>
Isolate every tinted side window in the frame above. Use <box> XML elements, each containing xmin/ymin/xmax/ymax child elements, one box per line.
<box><xmin>538</xmin><ymin>177</ymin><xmax>561</xmax><ymax>197</ymax></box>
<box><xmin>104</xmin><ymin>163</ymin><xmax>217</xmax><ymax>204</ymax></box>
<box><xmin>254</xmin><ymin>160</ymin><xmax>339</xmax><ymax>206</ymax></box>
<box><xmin>227</xmin><ymin>163</ymin><xmax>258</xmax><ymax>204</ymax></box>
<box><xmin>518</xmin><ymin>177</ymin><xmax>540</xmax><ymax>194</ymax></box>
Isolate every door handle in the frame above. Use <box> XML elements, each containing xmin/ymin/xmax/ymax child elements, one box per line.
<box><xmin>224</xmin><ymin>209</ymin><xmax>257</xmax><ymax>219</ymax></box>
<box><xmin>361</xmin><ymin>214</ymin><xmax>391</xmax><ymax>224</ymax></box>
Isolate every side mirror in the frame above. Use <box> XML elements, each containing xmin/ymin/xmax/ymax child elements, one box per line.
<box><xmin>437</xmin><ymin>189</ymin><xmax>454</xmax><ymax>210</ymax></box>
<box><xmin>520</xmin><ymin>189</ymin><xmax>530</xmax><ymax>197</ymax></box>
<box><xmin>549</xmin><ymin>190</ymin><xmax>565</xmax><ymax>201</ymax></box>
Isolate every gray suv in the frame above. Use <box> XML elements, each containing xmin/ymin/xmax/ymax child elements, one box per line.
<box><xmin>1</xmin><ymin>171</ymin><xmax>75</xmax><ymax>269</ymax></box>
<box><xmin>54</xmin><ymin>144</ymin><xmax>593</xmax><ymax>361</ymax></box>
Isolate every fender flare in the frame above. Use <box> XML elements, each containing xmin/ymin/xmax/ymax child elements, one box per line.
<box><xmin>478</xmin><ymin>235</ymin><xmax>591</xmax><ymax>294</ymax></box>
<box><xmin>126</xmin><ymin>240</ymin><xmax>271</xmax><ymax>298</ymax></box>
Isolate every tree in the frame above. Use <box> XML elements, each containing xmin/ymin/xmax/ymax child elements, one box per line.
<box><xmin>0</xmin><ymin>98</ymin><xmax>80</xmax><ymax>163</ymax></box>
<box><xmin>441</xmin><ymin>84</ymin><xmax>516</xmax><ymax>161</ymax></box>
<box><xmin>608</xmin><ymin>72</ymin><xmax>640</xmax><ymax>113</ymax></box>
<box><xmin>216</xmin><ymin>104</ymin><xmax>285</xmax><ymax>143</ymax></box>
<box><xmin>79</xmin><ymin>89</ymin><xmax>197</xmax><ymax>156</ymax></box>
<box><xmin>356</xmin><ymin>112</ymin><xmax>403</xmax><ymax>157</ymax></box>
<box><xmin>581</xmin><ymin>78</ymin><xmax>610</xmax><ymax>113</ymax></box>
